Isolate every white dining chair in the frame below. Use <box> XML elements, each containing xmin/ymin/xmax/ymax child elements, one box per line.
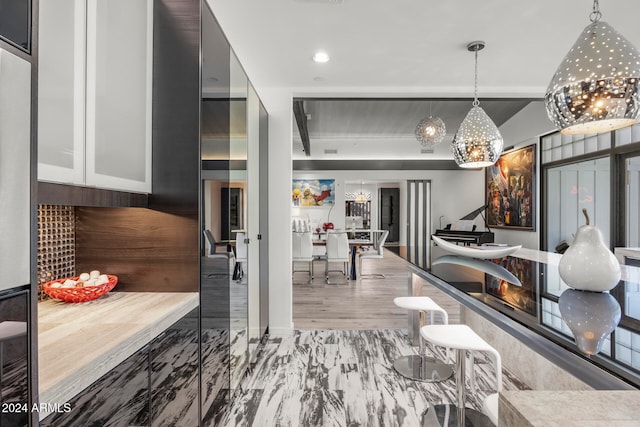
<box><xmin>234</xmin><ymin>232</ymin><xmax>248</xmax><ymax>281</ymax></box>
<box><xmin>325</xmin><ymin>231</ymin><xmax>350</xmax><ymax>284</ymax></box>
<box><xmin>359</xmin><ymin>229</ymin><xmax>389</xmax><ymax>278</ymax></box>
<box><xmin>292</xmin><ymin>231</ymin><xmax>314</xmax><ymax>282</ymax></box>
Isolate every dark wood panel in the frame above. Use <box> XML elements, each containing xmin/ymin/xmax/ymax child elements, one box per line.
<box><xmin>75</xmin><ymin>207</ymin><xmax>198</xmax><ymax>292</ymax></box>
<box><xmin>150</xmin><ymin>0</ymin><xmax>201</xmax><ymax>216</ymax></box>
<box><xmin>38</xmin><ymin>182</ymin><xmax>149</xmax><ymax>207</ymax></box>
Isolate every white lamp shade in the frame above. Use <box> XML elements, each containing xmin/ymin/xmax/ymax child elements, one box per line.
<box><xmin>545</xmin><ymin>21</ymin><xmax>640</xmax><ymax>134</ymax></box>
<box><xmin>452</xmin><ymin>105</ymin><xmax>504</xmax><ymax>168</ymax></box>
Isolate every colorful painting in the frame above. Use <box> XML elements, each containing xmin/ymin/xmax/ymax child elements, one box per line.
<box><xmin>485</xmin><ymin>145</ymin><xmax>535</xmax><ymax>230</ymax></box>
<box><xmin>292</xmin><ymin>179</ymin><xmax>335</xmax><ymax>206</ymax></box>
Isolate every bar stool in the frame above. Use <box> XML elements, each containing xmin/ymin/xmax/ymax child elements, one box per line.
<box><xmin>393</xmin><ymin>297</ymin><xmax>453</xmax><ymax>382</ymax></box>
<box><xmin>420</xmin><ymin>324</ymin><xmax>501</xmax><ymax>426</ymax></box>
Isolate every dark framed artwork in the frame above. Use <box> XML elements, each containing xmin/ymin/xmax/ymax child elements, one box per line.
<box><xmin>486</xmin><ymin>144</ymin><xmax>535</xmax><ymax>230</ymax></box>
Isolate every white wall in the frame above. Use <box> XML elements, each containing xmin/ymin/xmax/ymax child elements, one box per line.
<box><xmin>260</xmin><ymin>88</ymin><xmax>294</xmax><ymax>335</ymax></box>
<box><xmin>294</xmin><ymin>170</ymin><xmax>486</xmax><ymax>245</ymax></box>
<box><xmin>494</xmin><ymin>101</ymin><xmax>556</xmax><ymax>249</ymax></box>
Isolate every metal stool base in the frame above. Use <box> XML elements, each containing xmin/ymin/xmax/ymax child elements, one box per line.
<box><xmin>422</xmin><ymin>404</ymin><xmax>494</xmax><ymax>427</ymax></box>
<box><xmin>393</xmin><ymin>355</ymin><xmax>453</xmax><ymax>382</ymax></box>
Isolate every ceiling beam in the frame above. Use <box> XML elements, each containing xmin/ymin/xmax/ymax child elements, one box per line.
<box><xmin>293</xmin><ymin>100</ymin><xmax>311</xmax><ymax>156</ymax></box>
<box><xmin>293</xmin><ymin>159</ymin><xmax>462</xmax><ymax>171</ymax></box>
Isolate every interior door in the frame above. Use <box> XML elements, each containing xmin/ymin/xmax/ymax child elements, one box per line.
<box><xmin>380</xmin><ymin>188</ymin><xmax>399</xmax><ymax>242</ymax></box>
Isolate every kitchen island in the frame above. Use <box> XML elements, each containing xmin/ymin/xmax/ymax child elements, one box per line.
<box><xmin>38</xmin><ymin>292</ymin><xmax>199</xmax><ymax>419</ymax></box>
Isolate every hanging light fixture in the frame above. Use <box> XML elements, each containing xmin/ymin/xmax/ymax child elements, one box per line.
<box><xmin>452</xmin><ymin>41</ymin><xmax>504</xmax><ymax>168</ymax></box>
<box><xmin>415</xmin><ymin>103</ymin><xmax>446</xmax><ymax>147</ymax></box>
<box><xmin>545</xmin><ymin>0</ymin><xmax>640</xmax><ymax>134</ymax></box>
<box><xmin>354</xmin><ymin>182</ymin><xmax>367</xmax><ymax>203</ymax></box>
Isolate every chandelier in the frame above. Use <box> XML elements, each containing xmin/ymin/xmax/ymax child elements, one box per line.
<box><xmin>354</xmin><ymin>182</ymin><xmax>367</xmax><ymax>203</ymax></box>
<box><xmin>452</xmin><ymin>41</ymin><xmax>503</xmax><ymax>168</ymax></box>
<box><xmin>545</xmin><ymin>0</ymin><xmax>640</xmax><ymax>134</ymax></box>
<box><xmin>415</xmin><ymin>104</ymin><xmax>446</xmax><ymax>146</ymax></box>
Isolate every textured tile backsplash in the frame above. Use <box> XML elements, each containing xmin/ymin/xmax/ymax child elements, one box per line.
<box><xmin>37</xmin><ymin>204</ymin><xmax>76</xmax><ymax>300</ymax></box>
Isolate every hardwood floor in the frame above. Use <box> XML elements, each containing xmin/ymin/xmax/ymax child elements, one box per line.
<box><xmin>293</xmin><ymin>251</ymin><xmax>461</xmax><ymax>330</ymax></box>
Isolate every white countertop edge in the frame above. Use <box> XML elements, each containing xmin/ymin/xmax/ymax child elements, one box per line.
<box><xmin>38</xmin><ymin>292</ymin><xmax>199</xmax><ymax>419</ymax></box>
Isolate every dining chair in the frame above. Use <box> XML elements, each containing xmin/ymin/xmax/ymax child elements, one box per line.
<box><xmin>359</xmin><ymin>229</ymin><xmax>389</xmax><ymax>278</ymax></box>
<box><xmin>325</xmin><ymin>231</ymin><xmax>350</xmax><ymax>284</ymax></box>
<box><xmin>203</xmin><ymin>229</ymin><xmax>234</xmax><ymax>259</ymax></box>
<box><xmin>292</xmin><ymin>231</ymin><xmax>314</xmax><ymax>283</ymax></box>
<box><xmin>234</xmin><ymin>232</ymin><xmax>248</xmax><ymax>281</ymax></box>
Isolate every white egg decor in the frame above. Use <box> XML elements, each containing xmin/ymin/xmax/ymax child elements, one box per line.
<box><xmin>43</xmin><ymin>270</ymin><xmax>118</xmax><ymax>302</ymax></box>
<box><xmin>558</xmin><ymin>209</ymin><xmax>621</xmax><ymax>292</ymax></box>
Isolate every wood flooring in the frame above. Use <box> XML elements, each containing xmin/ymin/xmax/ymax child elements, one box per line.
<box><xmin>293</xmin><ymin>251</ymin><xmax>461</xmax><ymax>330</ymax></box>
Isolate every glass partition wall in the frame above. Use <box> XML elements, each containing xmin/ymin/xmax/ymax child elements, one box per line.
<box><xmin>201</xmin><ymin>4</ymin><xmax>266</xmax><ymax>411</ymax></box>
<box><xmin>541</xmin><ymin>126</ymin><xmax>640</xmax><ymax>252</ymax></box>
<box><xmin>200</xmin><ymin>4</ymin><xmax>232</xmax><ymax>417</ymax></box>
<box><xmin>228</xmin><ymin>51</ymin><xmax>249</xmax><ymax>391</ymax></box>
<box><xmin>624</xmin><ymin>155</ymin><xmax>640</xmax><ymax>247</ymax></box>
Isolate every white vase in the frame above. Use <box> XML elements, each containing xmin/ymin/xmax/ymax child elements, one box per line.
<box><xmin>558</xmin><ymin>209</ymin><xmax>621</xmax><ymax>292</ymax></box>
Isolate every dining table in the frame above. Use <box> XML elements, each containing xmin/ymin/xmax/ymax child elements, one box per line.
<box><xmin>313</xmin><ymin>238</ymin><xmax>374</xmax><ymax>280</ymax></box>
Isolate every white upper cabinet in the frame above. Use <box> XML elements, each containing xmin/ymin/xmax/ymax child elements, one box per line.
<box><xmin>38</xmin><ymin>0</ymin><xmax>153</xmax><ymax>193</ymax></box>
<box><xmin>38</xmin><ymin>0</ymin><xmax>86</xmax><ymax>185</ymax></box>
<box><xmin>0</xmin><ymin>49</ymin><xmax>31</xmax><ymax>289</ymax></box>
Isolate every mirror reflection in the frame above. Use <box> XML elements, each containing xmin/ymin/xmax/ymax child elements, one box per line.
<box><xmin>558</xmin><ymin>289</ymin><xmax>622</xmax><ymax>355</ymax></box>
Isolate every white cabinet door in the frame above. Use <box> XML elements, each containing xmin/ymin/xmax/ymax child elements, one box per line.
<box><xmin>38</xmin><ymin>0</ymin><xmax>152</xmax><ymax>193</ymax></box>
<box><xmin>37</xmin><ymin>0</ymin><xmax>86</xmax><ymax>186</ymax></box>
<box><xmin>0</xmin><ymin>49</ymin><xmax>31</xmax><ymax>290</ymax></box>
<box><xmin>85</xmin><ymin>0</ymin><xmax>153</xmax><ymax>193</ymax></box>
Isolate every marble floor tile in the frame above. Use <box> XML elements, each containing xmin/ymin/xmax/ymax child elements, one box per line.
<box><xmin>213</xmin><ymin>329</ymin><xmax>528</xmax><ymax>426</ymax></box>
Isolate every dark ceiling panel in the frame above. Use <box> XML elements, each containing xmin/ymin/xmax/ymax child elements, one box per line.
<box><xmin>293</xmin><ymin>159</ymin><xmax>464</xmax><ymax>171</ymax></box>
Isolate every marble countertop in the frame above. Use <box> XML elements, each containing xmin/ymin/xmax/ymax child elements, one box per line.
<box><xmin>500</xmin><ymin>390</ymin><xmax>640</xmax><ymax>426</ymax></box>
<box><xmin>38</xmin><ymin>292</ymin><xmax>199</xmax><ymax>415</ymax></box>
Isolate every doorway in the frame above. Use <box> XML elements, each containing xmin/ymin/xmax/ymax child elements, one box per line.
<box><xmin>379</xmin><ymin>188</ymin><xmax>400</xmax><ymax>243</ymax></box>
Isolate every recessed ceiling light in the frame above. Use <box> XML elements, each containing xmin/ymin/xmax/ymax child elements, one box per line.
<box><xmin>313</xmin><ymin>52</ymin><xmax>330</xmax><ymax>63</ymax></box>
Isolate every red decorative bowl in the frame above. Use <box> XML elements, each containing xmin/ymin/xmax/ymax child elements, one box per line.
<box><xmin>43</xmin><ymin>275</ymin><xmax>118</xmax><ymax>303</ymax></box>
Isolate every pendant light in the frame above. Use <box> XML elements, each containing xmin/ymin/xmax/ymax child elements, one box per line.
<box><xmin>545</xmin><ymin>0</ymin><xmax>640</xmax><ymax>134</ymax></box>
<box><xmin>354</xmin><ymin>182</ymin><xmax>367</xmax><ymax>203</ymax></box>
<box><xmin>452</xmin><ymin>41</ymin><xmax>504</xmax><ymax>168</ymax></box>
<box><xmin>415</xmin><ymin>103</ymin><xmax>446</xmax><ymax>146</ymax></box>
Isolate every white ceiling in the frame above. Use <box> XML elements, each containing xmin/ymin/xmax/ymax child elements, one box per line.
<box><xmin>206</xmin><ymin>0</ymin><xmax>640</xmax><ymax>160</ymax></box>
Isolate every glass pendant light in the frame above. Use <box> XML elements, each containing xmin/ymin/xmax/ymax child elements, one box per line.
<box><xmin>452</xmin><ymin>41</ymin><xmax>504</xmax><ymax>168</ymax></box>
<box><xmin>354</xmin><ymin>182</ymin><xmax>367</xmax><ymax>203</ymax></box>
<box><xmin>415</xmin><ymin>103</ymin><xmax>446</xmax><ymax>146</ymax></box>
<box><xmin>545</xmin><ymin>0</ymin><xmax>640</xmax><ymax>134</ymax></box>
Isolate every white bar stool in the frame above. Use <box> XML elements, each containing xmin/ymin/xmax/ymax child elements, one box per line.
<box><xmin>420</xmin><ymin>324</ymin><xmax>501</xmax><ymax>426</ymax></box>
<box><xmin>393</xmin><ymin>297</ymin><xmax>453</xmax><ymax>382</ymax></box>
